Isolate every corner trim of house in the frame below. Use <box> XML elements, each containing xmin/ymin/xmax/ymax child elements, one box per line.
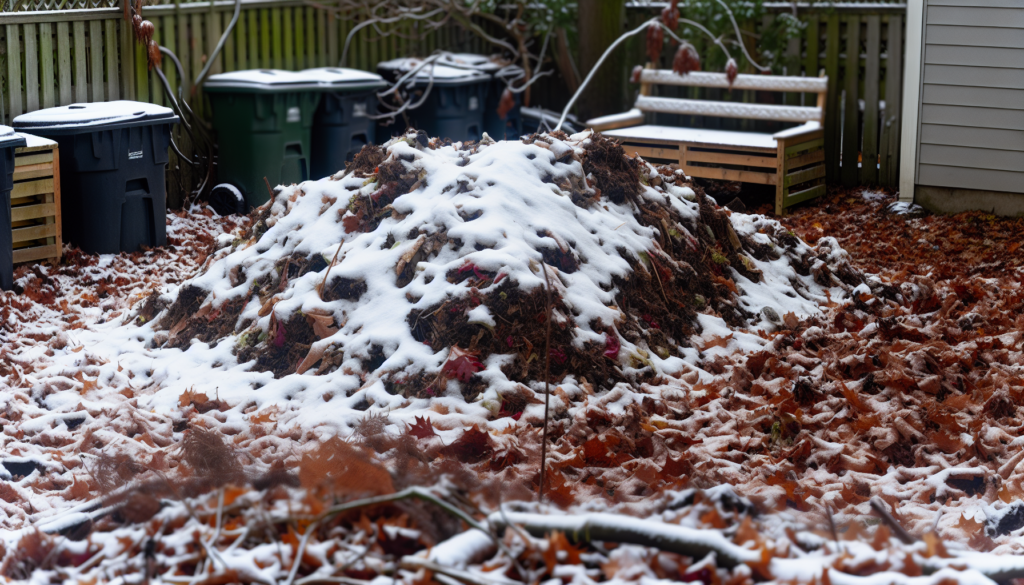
<box><xmin>898</xmin><ymin>0</ymin><xmax>925</xmax><ymax>203</ymax></box>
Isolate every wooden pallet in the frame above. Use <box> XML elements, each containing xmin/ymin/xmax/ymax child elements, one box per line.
<box><xmin>11</xmin><ymin>134</ymin><xmax>62</xmax><ymax>265</ymax></box>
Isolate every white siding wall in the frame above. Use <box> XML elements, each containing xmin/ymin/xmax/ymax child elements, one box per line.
<box><xmin>916</xmin><ymin>0</ymin><xmax>1024</xmax><ymax>194</ymax></box>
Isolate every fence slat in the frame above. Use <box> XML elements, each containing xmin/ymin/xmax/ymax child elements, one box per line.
<box><xmin>24</xmin><ymin>23</ymin><xmax>39</xmax><ymax>112</ymax></box>
<box><xmin>119</xmin><ymin>18</ymin><xmax>135</xmax><ymax>100</ymax></box>
<box><xmin>260</xmin><ymin>8</ymin><xmax>270</xmax><ymax>68</ymax></box>
<box><xmin>860</xmin><ymin>15</ymin><xmax>880</xmax><ymax>185</ymax></box>
<box><xmin>190</xmin><ymin>12</ymin><xmax>203</xmax><ymax>97</ymax></box>
<box><xmin>162</xmin><ymin>15</ymin><xmax>176</xmax><ymax>98</ymax></box>
<box><xmin>317</xmin><ymin>6</ymin><xmax>326</xmax><ymax>67</ymax></box>
<box><xmin>840</xmin><ymin>15</ymin><xmax>860</xmax><ymax>186</ymax></box>
<box><xmin>881</xmin><ymin>14</ymin><xmax>903</xmax><ymax>187</ymax></box>
<box><xmin>283</xmin><ymin>6</ymin><xmax>293</xmax><ymax>69</ymax></box>
<box><xmin>40</xmin><ymin>23</ymin><xmax>56</xmax><ymax>108</ymax></box>
<box><xmin>235</xmin><ymin>7</ymin><xmax>247</xmax><ymax>70</ymax></box>
<box><xmin>824</xmin><ymin>14</ymin><xmax>840</xmax><ymax>180</ymax></box>
<box><xmin>104</xmin><ymin>19</ymin><xmax>117</xmax><ymax>100</ymax></box>
<box><xmin>306</xmin><ymin>6</ymin><xmax>316</xmax><ymax>69</ymax></box>
<box><xmin>150</xmin><ymin>16</ymin><xmax>162</xmax><ymax>105</ymax></box>
<box><xmin>176</xmin><ymin>12</ymin><xmax>190</xmax><ymax>97</ymax></box>
<box><xmin>57</xmin><ymin>21</ymin><xmax>73</xmax><ymax>105</ymax></box>
<box><xmin>246</xmin><ymin>10</ymin><xmax>258</xmax><ymax>70</ymax></box>
<box><xmin>73</xmin><ymin>20</ymin><xmax>88</xmax><ymax>103</ymax></box>
<box><xmin>7</xmin><ymin>24</ymin><xmax>24</xmax><ymax>119</ymax></box>
<box><xmin>804</xmin><ymin>16</ymin><xmax>819</xmax><ymax>106</ymax></box>
<box><xmin>135</xmin><ymin>33</ymin><xmax>149</xmax><ymax>102</ymax></box>
<box><xmin>224</xmin><ymin>7</ymin><xmax>235</xmax><ymax>70</ymax></box>
<box><xmin>327</xmin><ymin>8</ymin><xmax>336</xmax><ymax>66</ymax></box>
<box><xmin>89</xmin><ymin>20</ymin><xmax>104</xmax><ymax>101</ymax></box>
<box><xmin>271</xmin><ymin>7</ymin><xmax>282</xmax><ymax>68</ymax></box>
<box><xmin>207</xmin><ymin>5</ymin><xmax>222</xmax><ymax>75</ymax></box>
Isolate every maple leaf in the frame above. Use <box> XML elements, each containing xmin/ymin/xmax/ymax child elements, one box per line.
<box><xmin>604</xmin><ymin>330</ymin><xmax>621</xmax><ymax>359</ymax></box>
<box><xmin>442</xmin><ymin>346</ymin><xmax>484</xmax><ymax>382</ymax></box>
<box><xmin>645</xmin><ymin>23</ymin><xmax>663</xmax><ymax>63</ymax></box>
<box><xmin>440</xmin><ymin>425</ymin><xmax>492</xmax><ymax>463</ymax></box>
<box><xmin>407</xmin><ymin>416</ymin><xmax>436</xmax><ymax>440</ymax></box>
<box><xmin>299</xmin><ymin>437</ymin><xmax>395</xmax><ymax>498</ymax></box>
<box><xmin>74</xmin><ymin>372</ymin><xmax>98</xmax><ymax>395</ymax></box>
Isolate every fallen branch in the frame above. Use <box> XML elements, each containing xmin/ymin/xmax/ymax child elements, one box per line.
<box><xmin>487</xmin><ymin>511</ymin><xmax>761</xmax><ymax>569</ymax></box>
<box><xmin>400</xmin><ymin>557</ymin><xmax>521</xmax><ymax>585</ymax></box>
<box><xmin>869</xmin><ymin>497</ymin><xmax>915</xmax><ymax>545</ymax></box>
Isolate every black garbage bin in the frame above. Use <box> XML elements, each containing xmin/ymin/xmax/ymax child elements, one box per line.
<box><xmin>304</xmin><ymin>68</ymin><xmax>387</xmax><ymax>180</ymax></box>
<box><xmin>0</xmin><ymin>126</ymin><xmax>27</xmax><ymax>291</ymax></box>
<box><xmin>376</xmin><ymin>58</ymin><xmax>490</xmax><ymax>142</ymax></box>
<box><xmin>440</xmin><ymin>54</ymin><xmax>523</xmax><ymax>140</ymax></box>
<box><xmin>13</xmin><ymin>101</ymin><xmax>179</xmax><ymax>255</ymax></box>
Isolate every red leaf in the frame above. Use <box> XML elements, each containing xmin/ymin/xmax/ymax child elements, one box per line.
<box><xmin>407</xmin><ymin>416</ymin><xmax>436</xmax><ymax>440</ymax></box>
<box><xmin>725</xmin><ymin>57</ymin><xmax>738</xmax><ymax>88</ymax></box>
<box><xmin>673</xmin><ymin>44</ymin><xmax>701</xmax><ymax>76</ymax></box>
<box><xmin>441</xmin><ymin>425</ymin><xmax>492</xmax><ymax>462</ymax></box>
<box><xmin>645</xmin><ymin>23</ymin><xmax>664</xmax><ymax>63</ymax></box>
<box><xmin>630</xmin><ymin>65</ymin><xmax>644</xmax><ymax>84</ymax></box>
<box><xmin>496</xmin><ymin>88</ymin><xmax>515</xmax><ymax>121</ymax></box>
<box><xmin>604</xmin><ymin>331</ymin><xmax>621</xmax><ymax>359</ymax></box>
<box><xmin>442</xmin><ymin>346</ymin><xmax>484</xmax><ymax>382</ymax></box>
<box><xmin>660</xmin><ymin>4</ymin><xmax>679</xmax><ymax>31</ymax></box>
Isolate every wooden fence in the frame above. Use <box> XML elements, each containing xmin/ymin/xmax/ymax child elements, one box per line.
<box><xmin>627</xmin><ymin>3</ymin><xmax>907</xmax><ymax>188</ymax></box>
<box><xmin>0</xmin><ymin>1</ymin><xmax>906</xmax><ymax>199</ymax></box>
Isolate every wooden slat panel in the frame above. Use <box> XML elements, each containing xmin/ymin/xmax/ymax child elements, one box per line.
<box><xmin>135</xmin><ymin>34</ymin><xmax>149</xmax><ymax>103</ymax></box>
<box><xmin>640</xmin><ymin>70</ymin><xmax>830</xmax><ymax>93</ymax></box>
<box><xmin>840</xmin><ymin>15</ymin><xmax>860</xmax><ymax>186</ymax></box>
<box><xmin>235</xmin><ymin>7</ymin><xmax>249</xmax><ymax>70</ymax></box>
<box><xmin>73</xmin><ymin>20</ymin><xmax>88</xmax><ymax>103</ymax></box>
<box><xmin>16</xmin><ymin>151</ymin><xmax>54</xmax><ymax>166</ymax></box>
<box><xmin>784</xmin><ymin>184</ymin><xmax>827</xmax><ymax>208</ymax></box>
<box><xmin>12</xmin><ymin>178</ymin><xmax>55</xmax><ymax>198</ymax></box>
<box><xmin>13</xmin><ymin>161</ymin><xmax>54</xmax><ymax>181</ymax></box>
<box><xmin>622</xmin><ymin>145</ymin><xmax>678</xmax><ymax>160</ymax></box>
<box><xmin>786</xmin><ymin>137</ymin><xmax>825</xmax><ymax>157</ymax></box>
<box><xmin>105</xmin><ymin>19</ymin><xmax>118</xmax><ymax>100</ymax></box>
<box><xmin>40</xmin><ymin>22</ymin><xmax>56</xmax><ymax>108</ymax></box>
<box><xmin>149</xmin><ymin>16</ymin><xmax>161</xmax><ymax>106</ymax></box>
<box><xmin>805</xmin><ymin>17</ymin><xmax>820</xmax><ymax>105</ymax></box>
<box><xmin>24</xmin><ymin>23</ymin><xmax>39</xmax><ymax>113</ymax></box>
<box><xmin>307</xmin><ymin>6</ymin><xmax>317</xmax><ymax>68</ymax></box>
<box><xmin>177</xmin><ymin>12</ymin><xmax>190</xmax><ymax>98</ymax></box>
<box><xmin>685</xmin><ymin>150</ymin><xmax>777</xmax><ymax>168</ymax></box>
<box><xmin>12</xmin><ymin>223</ymin><xmax>57</xmax><ymax>244</ymax></box>
<box><xmin>636</xmin><ymin>96</ymin><xmax>821</xmax><ymax>123</ymax></box>
<box><xmin>191</xmin><ymin>12</ymin><xmax>204</xmax><ymax>99</ymax></box>
<box><xmin>11</xmin><ymin>202</ymin><xmax>56</xmax><ymax>222</ymax></box>
<box><xmin>685</xmin><ymin>166</ymin><xmax>778</xmax><ymax>185</ymax></box>
<box><xmin>860</xmin><ymin>15</ymin><xmax>880</xmax><ymax>184</ymax></box>
<box><xmin>317</xmin><ymin>6</ymin><xmax>327</xmax><ymax>67</ymax></box>
<box><xmin>53</xmin><ymin>147</ymin><xmax>61</xmax><ymax>254</ymax></box>
<box><xmin>247</xmin><ymin>10</ymin><xmax>259</xmax><ymax>70</ymax></box>
<box><xmin>788</xmin><ymin>148</ymin><xmax>826</xmax><ymax>169</ymax></box>
<box><xmin>89</xmin><ymin>20</ymin><xmax>104</xmax><ymax>102</ymax></box>
<box><xmin>13</xmin><ymin>244</ymin><xmax>60</xmax><ymax>264</ymax></box>
<box><xmin>162</xmin><ymin>16</ymin><xmax>177</xmax><ymax>99</ymax></box>
<box><xmin>57</xmin><ymin>21</ymin><xmax>73</xmax><ymax>105</ymax></box>
<box><xmin>785</xmin><ymin>164</ymin><xmax>827</xmax><ymax>187</ymax></box>
<box><xmin>224</xmin><ymin>8</ymin><xmax>236</xmax><ymax>70</ymax></box>
<box><xmin>207</xmin><ymin>6</ymin><xmax>223</xmax><ymax>75</ymax></box>
<box><xmin>824</xmin><ymin>14</ymin><xmax>841</xmax><ymax>180</ymax></box>
<box><xmin>327</xmin><ymin>9</ymin><xmax>337</xmax><ymax>66</ymax></box>
<box><xmin>7</xmin><ymin>24</ymin><xmax>24</xmax><ymax>120</ymax></box>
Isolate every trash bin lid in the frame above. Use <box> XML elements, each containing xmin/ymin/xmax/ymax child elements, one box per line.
<box><xmin>377</xmin><ymin>58</ymin><xmax>490</xmax><ymax>87</ymax></box>
<box><xmin>12</xmin><ymin>101</ymin><xmax>178</xmax><ymax>135</ymax></box>
<box><xmin>0</xmin><ymin>125</ymin><xmax>27</xmax><ymax>150</ymax></box>
<box><xmin>438</xmin><ymin>54</ymin><xmax>524</xmax><ymax>80</ymax></box>
<box><xmin>205</xmin><ymin>68</ymin><xmax>386</xmax><ymax>93</ymax></box>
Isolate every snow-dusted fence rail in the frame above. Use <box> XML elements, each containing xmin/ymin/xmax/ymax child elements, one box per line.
<box><xmin>627</xmin><ymin>3</ymin><xmax>906</xmax><ymax>188</ymax></box>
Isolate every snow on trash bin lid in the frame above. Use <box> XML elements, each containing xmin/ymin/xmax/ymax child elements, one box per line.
<box><xmin>12</xmin><ymin>101</ymin><xmax>177</xmax><ymax>134</ymax></box>
<box><xmin>377</xmin><ymin>58</ymin><xmax>489</xmax><ymax>86</ymax></box>
<box><xmin>438</xmin><ymin>53</ymin><xmax>524</xmax><ymax>80</ymax></box>
<box><xmin>205</xmin><ymin>68</ymin><xmax>385</xmax><ymax>92</ymax></box>
<box><xmin>0</xmin><ymin>125</ymin><xmax>26</xmax><ymax>149</ymax></box>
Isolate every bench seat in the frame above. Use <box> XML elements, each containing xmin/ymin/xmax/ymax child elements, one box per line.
<box><xmin>605</xmin><ymin>124</ymin><xmax>779</xmax><ymax>151</ymax></box>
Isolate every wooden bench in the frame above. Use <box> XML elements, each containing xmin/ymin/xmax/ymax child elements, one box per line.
<box><xmin>587</xmin><ymin>67</ymin><xmax>828</xmax><ymax>215</ymax></box>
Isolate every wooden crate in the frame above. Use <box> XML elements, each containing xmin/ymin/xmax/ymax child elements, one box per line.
<box><xmin>10</xmin><ymin>134</ymin><xmax>62</xmax><ymax>266</ymax></box>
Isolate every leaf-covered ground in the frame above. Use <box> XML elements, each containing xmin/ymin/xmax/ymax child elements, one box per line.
<box><xmin>0</xmin><ymin>152</ymin><xmax>1023</xmax><ymax>584</ymax></box>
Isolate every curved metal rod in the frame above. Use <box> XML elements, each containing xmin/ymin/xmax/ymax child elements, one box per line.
<box><xmin>340</xmin><ymin>8</ymin><xmax>447</xmax><ymax>67</ymax></box>
<box><xmin>193</xmin><ymin>0</ymin><xmax>242</xmax><ymax>87</ymax></box>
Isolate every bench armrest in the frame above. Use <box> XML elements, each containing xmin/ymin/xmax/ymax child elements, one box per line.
<box><xmin>587</xmin><ymin>109</ymin><xmax>644</xmax><ymax>132</ymax></box>
<box><xmin>772</xmin><ymin>121</ymin><xmax>822</xmax><ymax>141</ymax></box>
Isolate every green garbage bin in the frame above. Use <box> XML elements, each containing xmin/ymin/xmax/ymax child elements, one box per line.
<box><xmin>302</xmin><ymin>68</ymin><xmax>387</xmax><ymax>181</ymax></box>
<box><xmin>204</xmin><ymin>70</ymin><xmax>324</xmax><ymax>211</ymax></box>
<box><xmin>440</xmin><ymin>54</ymin><xmax>524</xmax><ymax>140</ymax></box>
<box><xmin>376</xmin><ymin>58</ymin><xmax>490</xmax><ymax>143</ymax></box>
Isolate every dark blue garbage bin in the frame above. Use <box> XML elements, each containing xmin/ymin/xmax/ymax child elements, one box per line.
<box><xmin>376</xmin><ymin>58</ymin><xmax>490</xmax><ymax>142</ymax></box>
<box><xmin>303</xmin><ymin>67</ymin><xmax>387</xmax><ymax>180</ymax></box>
<box><xmin>13</xmin><ymin>102</ymin><xmax>178</xmax><ymax>255</ymax></box>
<box><xmin>0</xmin><ymin>126</ymin><xmax>27</xmax><ymax>291</ymax></box>
<box><xmin>441</xmin><ymin>54</ymin><xmax>524</xmax><ymax>140</ymax></box>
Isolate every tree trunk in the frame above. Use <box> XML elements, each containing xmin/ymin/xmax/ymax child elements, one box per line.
<box><xmin>576</xmin><ymin>0</ymin><xmax>627</xmax><ymax>123</ymax></box>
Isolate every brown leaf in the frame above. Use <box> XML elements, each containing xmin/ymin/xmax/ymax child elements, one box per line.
<box><xmin>299</xmin><ymin>436</ymin><xmax>394</xmax><ymax>498</ymax></box>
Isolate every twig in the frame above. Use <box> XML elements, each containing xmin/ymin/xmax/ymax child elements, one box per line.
<box><xmin>283</xmin><ymin>519</ymin><xmax>321</xmax><ymax>585</ymax></box>
<box><xmin>539</xmin><ymin>263</ymin><xmax>553</xmax><ymax>503</ymax></box>
<box><xmin>869</xmin><ymin>497</ymin><xmax>915</xmax><ymax>545</ymax></box>
<box><xmin>825</xmin><ymin>504</ymin><xmax>842</xmax><ymax>554</ymax></box>
<box><xmin>317</xmin><ymin>243</ymin><xmax>345</xmax><ymax>301</ymax></box>
<box><xmin>264</xmin><ymin>177</ymin><xmax>276</xmax><ymax>202</ymax></box>
<box><xmin>399</xmin><ymin>557</ymin><xmax>521</xmax><ymax>585</ymax></box>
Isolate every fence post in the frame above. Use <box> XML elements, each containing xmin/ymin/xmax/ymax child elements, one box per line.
<box><xmin>576</xmin><ymin>0</ymin><xmax>627</xmax><ymax>121</ymax></box>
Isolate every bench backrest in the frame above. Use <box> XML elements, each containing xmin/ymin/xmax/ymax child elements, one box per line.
<box><xmin>636</xmin><ymin>69</ymin><xmax>828</xmax><ymax>124</ymax></box>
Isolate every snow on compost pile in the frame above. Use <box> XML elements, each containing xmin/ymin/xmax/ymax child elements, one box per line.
<box><xmin>54</xmin><ymin>130</ymin><xmax>863</xmax><ymax>427</ymax></box>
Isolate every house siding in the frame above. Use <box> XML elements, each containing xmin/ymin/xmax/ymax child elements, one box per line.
<box><xmin>917</xmin><ymin>0</ymin><xmax>1024</xmax><ymax>194</ymax></box>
